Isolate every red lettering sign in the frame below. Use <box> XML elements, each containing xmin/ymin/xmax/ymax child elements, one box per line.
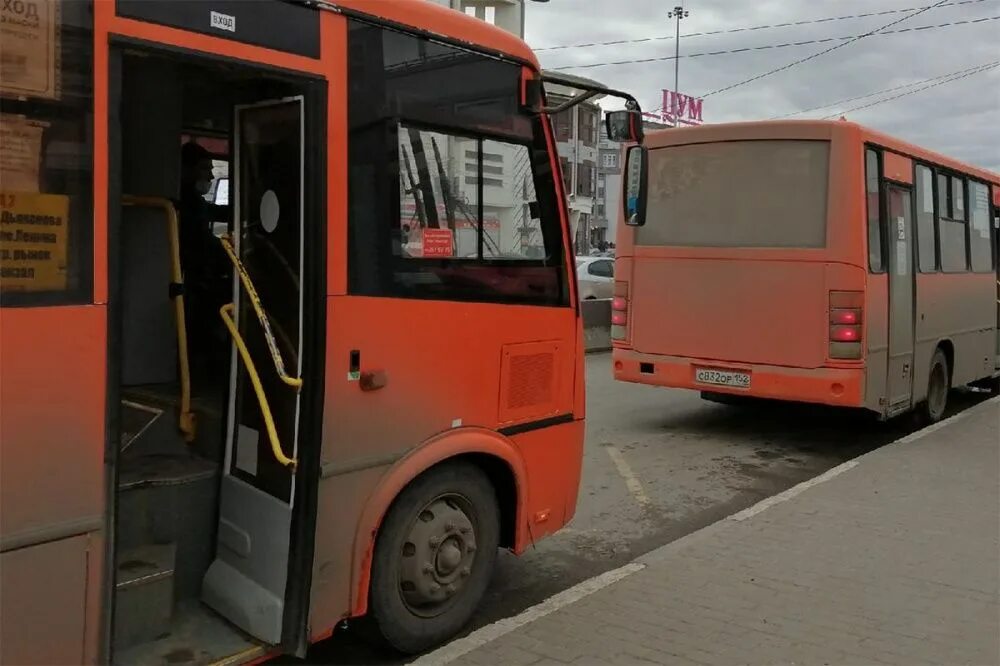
<box><xmin>421</xmin><ymin>228</ymin><xmax>454</xmax><ymax>257</ymax></box>
<box><xmin>654</xmin><ymin>89</ymin><xmax>705</xmax><ymax>126</ymax></box>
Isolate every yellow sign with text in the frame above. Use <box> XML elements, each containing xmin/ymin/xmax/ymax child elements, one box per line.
<box><xmin>0</xmin><ymin>191</ymin><xmax>69</xmax><ymax>292</ymax></box>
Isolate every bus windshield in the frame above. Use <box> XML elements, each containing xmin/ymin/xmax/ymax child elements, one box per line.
<box><xmin>640</xmin><ymin>139</ymin><xmax>831</xmax><ymax>249</ymax></box>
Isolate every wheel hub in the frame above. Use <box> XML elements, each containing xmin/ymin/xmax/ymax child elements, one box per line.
<box><xmin>399</xmin><ymin>495</ymin><xmax>477</xmax><ymax>615</ymax></box>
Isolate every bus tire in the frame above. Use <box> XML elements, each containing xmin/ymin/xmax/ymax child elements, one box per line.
<box><xmin>920</xmin><ymin>348</ymin><xmax>950</xmax><ymax>424</ymax></box>
<box><xmin>368</xmin><ymin>461</ymin><xmax>500</xmax><ymax>655</ymax></box>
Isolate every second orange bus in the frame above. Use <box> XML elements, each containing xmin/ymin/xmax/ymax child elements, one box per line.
<box><xmin>613</xmin><ymin>120</ymin><xmax>999</xmax><ymax>422</ymax></box>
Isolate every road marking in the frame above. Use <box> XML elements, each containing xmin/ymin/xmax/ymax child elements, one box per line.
<box><xmin>603</xmin><ymin>444</ymin><xmax>651</xmax><ymax>506</ymax></box>
<box><xmin>409</xmin><ymin>562</ymin><xmax>645</xmax><ymax>666</ymax></box>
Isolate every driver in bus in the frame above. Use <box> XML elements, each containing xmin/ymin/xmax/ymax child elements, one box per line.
<box><xmin>178</xmin><ymin>141</ymin><xmax>230</xmax><ymax>382</ymax></box>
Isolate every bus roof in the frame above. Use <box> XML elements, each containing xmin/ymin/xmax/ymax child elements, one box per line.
<box><xmin>329</xmin><ymin>0</ymin><xmax>540</xmax><ymax>69</ymax></box>
<box><xmin>644</xmin><ymin>119</ymin><xmax>999</xmax><ymax>186</ymax></box>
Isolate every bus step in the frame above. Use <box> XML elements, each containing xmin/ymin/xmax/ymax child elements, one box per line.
<box><xmin>117</xmin><ymin>458</ymin><xmax>219</xmax><ymax>600</ymax></box>
<box><xmin>114</xmin><ymin>543</ymin><xmax>176</xmax><ymax>650</ymax></box>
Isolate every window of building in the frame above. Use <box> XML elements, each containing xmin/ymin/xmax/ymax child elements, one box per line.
<box><xmin>969</xmin><ymin>181</ymin><xmax>993</xmax><ymax>273</ymax></box>
<box><xmin>1</xmin><ymin>1</ymin><xmax>94</xmax><ymax>306</ymax></box>
<box><xmin>347</xmin><ymin>20</ymin><xmax>566</xmax><ymax>305</ymax></box>
<box><xmin>865</xmin><ymin>149</ymin><xmax>884</xmax><ymax>272</ymax></box>
<box><xmin>559</xmin><ymin>156</ymin><xmax>571</xmax><ymax>195</ymax></box>
<box><xmin>915</xmin><ymin>164</ymin><xmax>936</xmax><ymax>272</ymax></box>
<box><xmin>937</xmin><ymin>171</ymin><xmax>968</xmax><ymax>273</ymax></box>
<box><xmin>554</xmin><ymin>110</ymin><xmax>571</xmax><ymax>142</ymax></box>
<box><xmin>580</xmin><ymin>108</ymin><xmax>598</xmax><ymax>147</ymax></box>
<box><xmin>577</xmin><ymin>162</ymin><xmax>594</xmax><ymax>197</ymax></box>
<box><xmin>601</xmin><ymin>152</ymin><xmax>618</xmax><ymax>169</ymax></box>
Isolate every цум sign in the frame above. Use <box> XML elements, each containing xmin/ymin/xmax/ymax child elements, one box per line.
<box><xmin>644</xmin><ymin>89</ymin><xmax>704</xmax><ymax>126</ymax></box>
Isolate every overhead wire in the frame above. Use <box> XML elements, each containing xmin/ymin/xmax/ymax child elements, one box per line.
<box><xmin>699</xmin><ymin>0</ymin><xmax>954</xmax><ymax>98</ymax></box>
<box><xmin>770</xmin><ymin>61</ymin><xmax>1000</xmax><ymax>119</ymax></box>
<box><xmin>547</xmin><ymin>16</ymin><xmax>998</xmax><ymax>72</ymax></box>
<box><xmin>533</xmin><ymin>0</ymin><xmax>996</xmax><ymax>52</ymax></box>
<box><xmin>820</xmin><ymin>62</ymin><xmax>1000</xmax><ymax>117</ymax></box>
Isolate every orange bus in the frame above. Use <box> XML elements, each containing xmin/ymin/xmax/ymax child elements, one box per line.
<box><xmin>0</xmin><ymin>1</ymin><xmax>644</xmax><ymax>663</ymax></box>
<box><xmin>613</xmin><ymin>120</ymin><xmax>999</xmax><ymax>422</ymax></box>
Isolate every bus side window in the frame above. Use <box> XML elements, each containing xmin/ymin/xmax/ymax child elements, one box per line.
<box><xmin>0</xmin><ymin>2</ymin><xmax>94</xmax><ymax>306</ymax></box>
<box><xmin>865</xmin><ymin>149</ymin><xmax>884</xmax><ymax>273</ymax></box>
<box><xmin>968</xmin><ymin>181</ymin><xmax>993</xmax><ymax>273</ymax></box>
<box><xmin>915</xmin><ymin>164</ymin><xmax>937</xmax><ymax>272</ymax></box>
<box><xmin>937</xmin><ymin>171</ymin><xmax>969</xmax><ymax>273</ymax></box>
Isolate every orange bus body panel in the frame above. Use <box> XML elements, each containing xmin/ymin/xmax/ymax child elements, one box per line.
<box><xmin>617</xmin><ymin>119</ymin><xmax>999</xmax><ymax>411</ymax></box>
<box><xmin>309</xmin><ymin>296</ymin><xmax>581</xmax><ymax>627</ymax></box>
<box><xmin>0</xmin><ymin>306</ymin><xmax>107</xmax><ymax>665</ymax></box>
<box><xmin>2</xmin><ymin>2</ymin><xmax>581</xmax><ymax>662</ymax></box>
<box><xmin>882</xmin><ymin>151</ymin><xmax>913</xmax><ymax>185</ymax></box>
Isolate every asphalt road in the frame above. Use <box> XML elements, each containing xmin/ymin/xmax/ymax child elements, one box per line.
<box><xmin>298</xmin><ymin>352</ymin><xmax>988</xmax><ymax>665</ymax></box>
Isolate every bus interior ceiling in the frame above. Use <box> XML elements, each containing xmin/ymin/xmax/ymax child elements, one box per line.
<box><xmin>113</xmin><ymin>53</ymin><xmax>300</xmax><ymax>663</ymax></box>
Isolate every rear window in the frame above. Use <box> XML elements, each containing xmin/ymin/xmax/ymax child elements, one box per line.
<box><xmin>639</xmin><ymin>140</ymin><xmax>830</xmax><ymax>248</ymax></box>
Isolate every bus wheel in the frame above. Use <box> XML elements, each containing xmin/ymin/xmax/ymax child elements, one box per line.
<box><xmin>921</xmin><ymin>349</ymin><xmax>950</xmax><ymax>424</ymax></box>
<box><xmin>368</xmin><ymin>461</ymin><xmax>500</xmax><ymax>654</ymax></box>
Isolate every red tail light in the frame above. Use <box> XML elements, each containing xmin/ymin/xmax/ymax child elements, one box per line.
<box><xmin>830</xmin><ymin>325</ymin><xmax>861</xmax><ymax>342</ymax></box>
<box><xmin>829</xmin><ymin>291</ymin><xmax>864</xmax><ymax>359</ymax></box>
<box><xmin>830</xmin><ymin>308</ymin><xmax>862</xmax><ymax>325</ymax></box>
<box><xmin>612</xmin><ymin>281</ymin><xmax>629</xmax><ymax>341</ymax></box>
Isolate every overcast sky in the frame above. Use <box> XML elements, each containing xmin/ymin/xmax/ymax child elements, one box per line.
<box><xmin>522</xmin><ymin>0</ymin><xmax>999</xmax><ymax>170</ymax></box>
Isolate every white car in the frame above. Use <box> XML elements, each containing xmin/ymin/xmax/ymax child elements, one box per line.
<box><xmin>575</xmin><ymin>256</ymin><xmax>615</xmax><ymax>300</ymax></box>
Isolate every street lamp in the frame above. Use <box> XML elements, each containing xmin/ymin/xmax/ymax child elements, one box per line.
<box><xmin>667</xmin><ymin>5</ymin><xmax>689</xmax><ymax>126</ymax></box>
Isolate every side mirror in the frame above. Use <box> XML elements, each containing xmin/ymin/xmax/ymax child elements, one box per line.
<box><xmin>623</xmin><ymin>145</ymin><xmax>648</xmax><ymax>227</ymax></box>
<box><xmin>606</xmin><ymin>110</ymin><xmax>644</xmax><ymax>144</ymax></box>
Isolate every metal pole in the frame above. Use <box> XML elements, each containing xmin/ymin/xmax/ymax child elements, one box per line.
<box><xmin>668</xmin><ymin>5</ymin><xmax>689</xmax><ymax>127</ymax></box>
<box><xmin>674</xmin><ymin>7</ymin><xmax>681</xmax><ymax>126</ymax></box>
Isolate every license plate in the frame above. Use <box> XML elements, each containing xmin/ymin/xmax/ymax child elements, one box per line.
<box><xmin>695</xmin><ymin>367</ymin><xmax>750</xmax><ymax>388</ymax></box>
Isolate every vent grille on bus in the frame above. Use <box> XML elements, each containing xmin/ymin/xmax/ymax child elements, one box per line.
<box><xmin>506</xmin><ymin>352</ymin><xmax>555</xmax><ymax>410</ymax></box>
<box><xmin>498</xmin><ymin>340</ymin><xmax>564</xmax><ymax>426</ymax></box>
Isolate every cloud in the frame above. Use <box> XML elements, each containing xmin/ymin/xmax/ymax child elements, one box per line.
<box><xmin>525</xmin><ymin>0</ymin><xmax>1000</xmax><ymax>170</ymax></box>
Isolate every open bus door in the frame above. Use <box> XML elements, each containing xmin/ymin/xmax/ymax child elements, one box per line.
<box><xmin>202</xmin><ymin>97</ymin><xmax>307</xmax><ymax>645</ymax></box>
<box><xmin>107</xmin><ymin>17</ymin><xmax>326</xmax><ymax>660</ymax></box>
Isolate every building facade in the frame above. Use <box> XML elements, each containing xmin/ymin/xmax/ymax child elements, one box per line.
<box><xmin>594</xmin><ymin>119</ymin><xmax>671</xmax><ymax>249</ymax></box>
<box><xmin>594</xmin><ymin>123</ymin><xmax>621</xmax><ymax>250</ymax></box>
<box><xmin>429</xmin><ymin>0</ymin><xmax>607</xmax><ymax>256</ymax></box>
<box><xmin>544</xmin><ymin>72</ymin><xmax>605</xmax><ymax>255</ymax></box>
<box><xmin>432</xmin><ymin>0</ymin><xmax>525</xmax><ymax>35</ymax></box>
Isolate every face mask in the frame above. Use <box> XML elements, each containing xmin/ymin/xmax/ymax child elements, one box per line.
<box><xmin>195</xmin><ymin>179</ymin><xmax>212</xmax><ymax>195</ymax></box>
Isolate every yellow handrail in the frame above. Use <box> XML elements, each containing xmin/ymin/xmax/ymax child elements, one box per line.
<box><xmin>219</xmin><ymin>304</ymin><xmax>297</xmax><ymax>470</ymax></box>
<box><xmin>217</xmin><ymin>235</ymin><xmax>303</xmax><ymax>391</ymax></box>
<box><xmin>122</xmin><ymin>195</ymin><xmax>196</xmax><ymax>442</ymax></box>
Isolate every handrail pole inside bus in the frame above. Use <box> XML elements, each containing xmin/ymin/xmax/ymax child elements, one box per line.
<box><xmin>121</xmin><ymin>195</ymin><xmax>196</xmax><ymax>442</ymax></box>
<box><xmin>219</xmin><ymin>303</ymin><xmax>297</xmax><ymax>470</ymax></box>
<box><xmin>217</xmin><ymin>235</ymin><xmax>303</xmax><ymax>391</ymax></box>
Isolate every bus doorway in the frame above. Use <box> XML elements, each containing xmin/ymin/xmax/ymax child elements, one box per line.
<box><xmin>111</xmin><ymin>49</ymin><xmax>322</xmax><ymax>664</ymax></box>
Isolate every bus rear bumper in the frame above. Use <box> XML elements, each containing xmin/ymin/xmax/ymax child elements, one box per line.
<box><xmin>613</xmin><ymin>349</ymin><xmax>865</xmax><ymax>408</ymax></box>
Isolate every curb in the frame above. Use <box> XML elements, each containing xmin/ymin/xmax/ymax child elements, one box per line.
<box><xmin>411</xmin><ymin>395</ymin><xmax>999</xmax><ymax>665</ymax></box>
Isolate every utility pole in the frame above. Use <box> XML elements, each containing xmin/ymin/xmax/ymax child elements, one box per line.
<box><xmin>667</xmin><ymin>4</ymin><xmax>689</xmax><ymax>127</ymax></box>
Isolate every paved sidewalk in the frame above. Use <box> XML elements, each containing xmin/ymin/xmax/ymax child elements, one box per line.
<box><xmin>419</xmin><ymin>398</ymin><xmax>1000</xmax><ymax>666</ymax></box>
